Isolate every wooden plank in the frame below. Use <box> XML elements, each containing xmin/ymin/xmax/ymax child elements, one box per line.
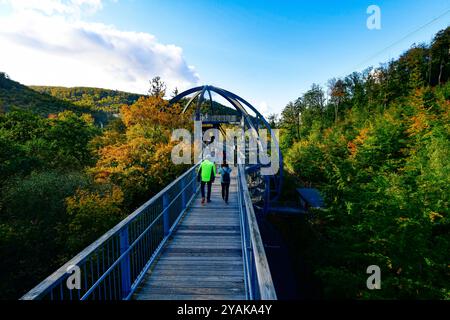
<box><xmin>155</xmin><ymin>260</ymin><xmax>243</xmax><ymax>266</ymax></box>
<box><xmin>135</xmin><ymin>294</ymin><xmax>245</xmax><ymax>300</ymax></box>
<box><xmin>161</xmin><ymin>252</ymin><xmax>242</xmax><ymax>259</ymax></box>
<box><xmin>188</xmin><ymin>210</ymin><xmax>239</xmax><ymax>213</ymax></box>
<box><xmin>133</xmin><ymin>171</ymin><xmax>247</xmax><ymax>300</ymax></box>
<box><xmin>188</xmin><ymin>212</ymin><xmax>239</xmax><ymax>215</ymax></box>
<box><xmin>140</xmin><ymin>275</ymin><xmax>244</xmax><ymax>282</ymax></box>
<box><xmin>167</xmin><ymin>241</ymin><xmax>242</xmax><ymax>246</ymax></box>
<box><xmin>186</xmin><ymin>218</ymin><xmax>239</xmax><ymax>221</ymax></box>
<box><xmin>189</xmin><ymin>208</ymin><xmax>239</xmax><ymax>212</ymax></box>
<box><xmin>149</xmin><ymin>270</ymin><xmax>244</xmax><ymax>277</ymax></box>
<box><xmin>164</xmin><ymin>247</ymin><xmax>242</xmax><ymax>252</ymax></box>
<box><xmin>176</xmin><ymin>225</ymin><xmax>240</xmax><ymax>231</ymax></box>
<box><xmin>141</xmin><ymin>280</ymin><xmax>244</xmax><ymax>289</ymax></box>
<box><xmin>163</xmin><ymin>248</ymin><xmax>242</xmax><ymax>254</ymax></box>
<box><xmin>188</xmin><ymin>212</ymin><xmax>239</xmax><ymax>216</ymax></box>
<box><xmin>168</xmin><ymin>237</ymin><xmax>242</xmax><ymax>242</ymax></box>
<box><xmin>174</xmin><ymin>232</ymin><xmax>240</xmax><ymax>236</ymax></box>
<box><xmin>181</xmin><ymin>221</ymin><xmax>240</xmax><ymax>225</ymax></box>
<box><xmin>168</xmin><ymin>237</ymin><xmax>242</xmax><ymax>241</ymax></box>
<box><xmin>151</xmin><ymin>264</ymin><xmax>243</xmax><ymax>271</ymax></box>
<box><xmin>138</xmin><ymin>287</ymin><xmax>244</xmax><ymax>296</ymax></box>
<box><xmin>166</xmin><ymin>241</ymin><xmax>242</xmax><ymax>246</ymax></box>
<box><xmin>181</xmin><ymin>222</ymin><xmax>240</xmax><ymax>226</ymax></box>
<box><xmin>156</xmin><ymin>258</ymin><xmax>243</xmax><ymax>264</ymax></box>
<box><xmin>183</xmin><ymin>218</ymin><xmax>240</xmax><ymax>221</ymax></box>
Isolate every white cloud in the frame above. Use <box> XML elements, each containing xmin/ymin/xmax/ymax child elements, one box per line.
<box><xmin>246</xmin><ymin>99</ymin><xmax>271</xmax><ymax>117</ymax></box>
<box><xmin>1</xmin><ymin>0</ymin><xmax>104</xmax><ymax>17</ymax></box>
<box><xmin>0</xmin><ymin>0</ymin><xmax>199</xmax><ymax>94</ymax></box>
<box><xmin>258</xmin><ymin>101</ymin><xmax>270</xmax><ymax>116</ymax></box>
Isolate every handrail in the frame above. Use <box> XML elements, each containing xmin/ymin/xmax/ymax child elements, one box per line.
<box><xmin>192</xmin><ymin>114</ymin><xmax>241</xmax><ymax>123</ymax></box>
<box><xmin>238</xmin><ymin>164</ymin><xmax>277</xmax><ymax>300</ymax></box>
<box><xmin>21</xmin><ymin>163</ymin><xmax>200</xmax><ymax>300</ymax></box>
<box><xmin>21</xmin><ymin>160</ymin><xmax>276</xmax><ymax>300</ymax></box>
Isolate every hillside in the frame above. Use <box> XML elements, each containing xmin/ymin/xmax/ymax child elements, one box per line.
<box><xmin>30</xmin><ymin>86</ymin><xmax>143</xmax><ymax>114</ymax></box>
<box><xmin>0</xmin><ymin>74</ymin><xmax>145</xmax><ymax>124</ymax></box>
<box><xmin>0</xmin><ymin>73</ymin><xmax>85</xmax><ymax>115</ymax></box>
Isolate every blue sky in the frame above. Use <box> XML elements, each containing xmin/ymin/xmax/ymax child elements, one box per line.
<box><xmin>0</xmin><ymin>0</ymin><xmax>449</xmax><ymax>115</ymax></box>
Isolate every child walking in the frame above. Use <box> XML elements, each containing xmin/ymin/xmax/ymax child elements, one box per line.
<box><xmin>218</xmin><ymin>163</ymin><xmax>232</xmax><ymax>204</ymax></box>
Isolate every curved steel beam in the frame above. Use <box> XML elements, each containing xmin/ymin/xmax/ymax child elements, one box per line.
<box><xmin>170</xmin><ymin>86</ymin><xmax>244</xmax><ymax>118</ymax></box>
<box><xmin>211</xmin><ymin>87</ymin><xmax>250</xmax><ymax>119</ymax></box>
<box><xmin>168</xmin><ymin>85</ymin><xmax>284</xmax><ymax>204</ymax></box>
<box><xmin>211</xmin><ymin>87</ymin><xmax>284</xmax><ymax>202</ymax></box>
<box><xmin>208</xmin><ymin>88</ymin><xmax>249</xmax><ymax>120</ymax></box>
<box><xmin>195</xmin><ymin>86</ymin><xmax>209</xmax><ymax>120</ymax></box>
<box><xmin>182</xmin><ymin>91</ymin><xmax>202</xmax><ymax>114</ymax></box>
<box><xmin>215</xmin><ymin>87</ymin><xmax>283</xmax><ymax>160</ymax></box>
<box><xmin>169</xmin><ymin>85</ymin><xmax>278</xmax><ymax>144</ymax></box>
<box><xmin>207</xmin><ymin>87</ymin><xmax>214</xmax><ymax>115</ymax></box>
<box><xmin>168</xmin><ymin>86</ymin><xmax>205</xmax><ymax>105</ymax></box>
<box><xmin>169</xmin><ymin>85</ymin><xmax>281</xmax><ymax>156</ymax></box>
<box><xmin>211</xmin><ymin>87</ymin><xmax>272</xmax><ymax>130</ymax></box>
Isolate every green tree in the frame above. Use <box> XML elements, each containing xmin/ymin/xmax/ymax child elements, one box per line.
<box><xmin>278</xmin><ymin>27</ymin><xmax>450</xmax><ymax>300</ymax></box>
<box><xmin>0</xmin><ymin>171</ymin><xmax>88</xmax><ymax>299</ymax></box>
<box><xmin>148</xmin><ymin>76</ymin><xmax>167</xmax><ymax>98</ymax></box>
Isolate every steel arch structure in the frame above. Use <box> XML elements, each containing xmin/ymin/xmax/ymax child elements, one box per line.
<box><xmin>169</xmin><ymin>85</ymin><xmax>283</xmax><ymax>212</ymax></box>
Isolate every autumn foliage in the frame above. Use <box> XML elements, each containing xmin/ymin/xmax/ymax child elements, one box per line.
<box><xmin>0</xmin><ymin>93</ymin><xmax>191</xmax><ymax>299</ymax></box>
<box><xmin>279</xmin><ymin>27</ymin><xmax>450</xmax><ymax>299</ymax></box>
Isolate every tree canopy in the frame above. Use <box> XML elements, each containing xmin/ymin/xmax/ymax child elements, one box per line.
<box><xmin>276</xmin><ymin>26</ymin><xmax>450</xmax><ymax>299</ymax></box>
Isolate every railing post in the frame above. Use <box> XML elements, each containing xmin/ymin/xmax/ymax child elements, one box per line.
<box><xmin>163</xmin><ymin>193</ymin><xmax>170</xmax><ymax>236</ymax></box>
<box><xmin>119</xmin><ymin>227</ymin><xmax>131</xmax><ymax>299</ymax></box>
<box><xmin>193</xmin><ymin>167</ymin><xmax>198</xmax><ymax>195</ymax></box>
<box><xmin>264</xmin><ymin>175</ymin><xmax>270</xmax><ymax>214</ymax></box>
<box><xmin>181</xmin><ymin>178</ymin><xmax>187</xmax><ymax>209</ymax></box>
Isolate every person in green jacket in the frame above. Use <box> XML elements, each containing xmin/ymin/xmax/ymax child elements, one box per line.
<box><xmin>198</xmin><ymin>155</ymin><xmax>216</xmax><ymax>204</ymax></box>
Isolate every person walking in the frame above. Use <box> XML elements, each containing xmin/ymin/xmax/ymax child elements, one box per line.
<box><xmin>198</xmin><ymin>155</ymin><xmax>216</xmax><ymax>205</ymax></box>
<box><xmin>218</xmin><ymin>163</ymin><xmax>232</xmax><ymax>204</ymax></box>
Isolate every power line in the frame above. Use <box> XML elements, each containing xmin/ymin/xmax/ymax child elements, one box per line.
<box><xmin>352</xmin><ymin>8</ymin><xmax>450</xmax><ymax>71</ymax></box>
<box><xmin>287</xmin><ymin>8</ymin><xmax>450</xmax><ymax>105</ymax></box>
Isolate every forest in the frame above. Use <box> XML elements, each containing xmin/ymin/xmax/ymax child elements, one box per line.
<box><xmin>30</xmin><ymin>86</ymin><xmax>143</xmax><ymax>114</ymax></box>
<box><xmin>0</xmin><ymin>74</ymin><xmax>94</xmax><ymax>117</ymax></box>
<box><xmin>271</xmin><ymin>26</ymin><xmax>449</xmax><ymax>299</ymax></box>
<box><xmin>0</xmin><ymin>78</ymin><xmax>190</xmax><ymax>299</ymax></box>
<box><xmin>0</xmin><ymin>26</ymin><xmax>448</xmax><ymax>300</ymax></box>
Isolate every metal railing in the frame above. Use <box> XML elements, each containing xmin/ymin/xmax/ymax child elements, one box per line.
<box><xmin>21</xmin><ymin>162</ymin><xmax>276</xmax><ymax>301</ymax></box>
<box><xmin>237</xmin><ymin>164</ymin><xmax>277</xmax><ymax>300</ymax></box>
<box><xmin>193</xmin><ymin>114</ymin><xmax>241</xmax><ymax>123</ymax></box>
<box><xmin>21</xmin><ymin>164</ymin><xmax>200</xmax><ymax>300</ymax></box>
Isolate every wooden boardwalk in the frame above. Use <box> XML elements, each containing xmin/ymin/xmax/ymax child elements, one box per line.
<box><xmin>134</xmin><ymin>170</ymin><xmax>246</xmax><ymax>300</ymax></box>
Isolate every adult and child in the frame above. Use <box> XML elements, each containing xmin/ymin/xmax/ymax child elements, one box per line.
<box><xmin>198</xmin><ymin>156</ymin><xmax>232</xmax><ymax>205</ymax></box>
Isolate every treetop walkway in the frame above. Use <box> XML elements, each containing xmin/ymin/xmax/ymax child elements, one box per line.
<box><xmin>21</xmin><ymin>86</ymin><xmax>281</xmax><ymax>301</ymax></box>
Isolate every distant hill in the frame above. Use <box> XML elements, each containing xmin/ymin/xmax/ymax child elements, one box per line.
<box><xmin>208</xmin><ymin>100</ymin><xmax>241</xmax><ymax>116</ymax></box>
<box><xmin>0</xmin><ymin>73</ymin><xmax>145</xmax><ymax>124</ymax></box>
<box><xmin>30</xmin><ymin>86</ymin><xmax>143</xmax><ymax>114</ymax></box>
<box><xmin>0</xmin><ymin>72</ymin><xmax>96</xmax><ymax>116</ymax></box>
<box><xmin>1</xmin><ymin>73</ymin><xmax>240</xmax><ymax>123</ymax></box>
<box><xmin>32</xmin><ymin>86</ymin><xmax>240</xmax><ymax>116</ymax></box>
